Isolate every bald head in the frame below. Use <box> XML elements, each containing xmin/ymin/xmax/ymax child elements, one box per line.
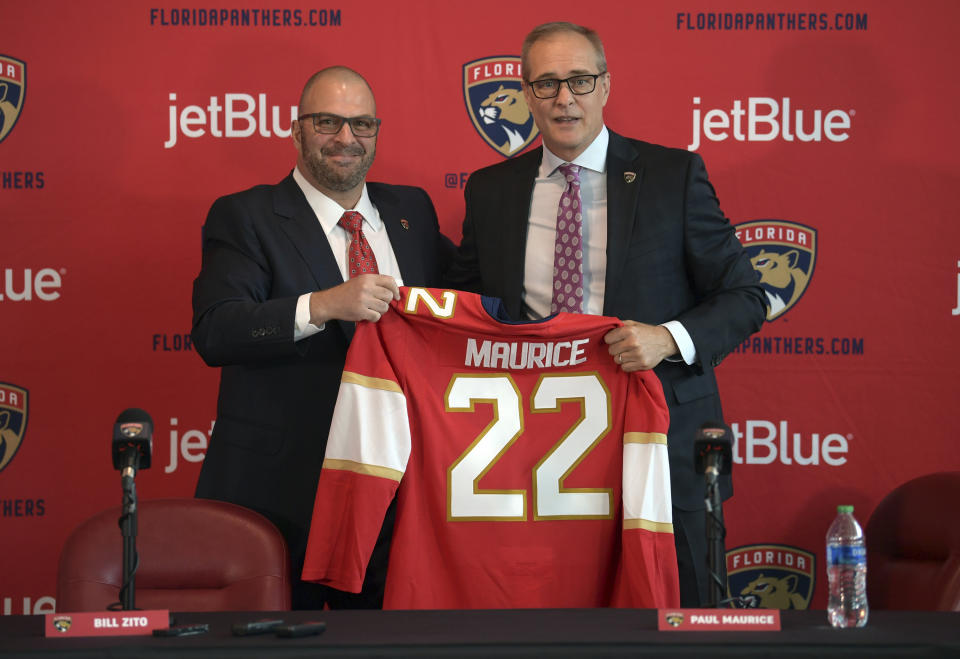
<box><xmin>298</xmin><ymin>66</ymin><xmax>376</xmax><ymax>115</ymax></box>
<box><xmin>292</xmin><ymin>66</ymin><xmax>379</xmax><ymax>208</ymax></box>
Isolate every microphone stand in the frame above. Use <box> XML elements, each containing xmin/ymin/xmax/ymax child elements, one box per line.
<box><xmin>704</xmin><ymin>470</ymin><xmax>727</xmax><ymax>608</ymax></box>
<box><xmin>118</xmin><ymin>454</ymin><xmax>140</xmax><ymax>611</ymax></box>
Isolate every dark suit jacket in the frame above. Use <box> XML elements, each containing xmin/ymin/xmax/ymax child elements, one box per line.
<box><xmin>192</xmin><ymin>173</ymin><xmax>451</xmax><ymax>568</ymax></box>
<box><xmin>446</xmin><ymin>131</ymin><xmax>766</xmax><ymax>510</ymax></box>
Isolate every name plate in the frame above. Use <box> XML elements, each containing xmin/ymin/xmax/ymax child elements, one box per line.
<box><xmin>45</xmin><ymin>609</ymin><xmax>170</xmax><ymax>637</ymax></box>
<box><xmin>658</xmin><ymin>608</ymin><xmax>781</xmax><ymax>631</ymax></box>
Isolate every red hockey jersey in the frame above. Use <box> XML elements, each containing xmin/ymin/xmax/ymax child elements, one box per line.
<box><xmin>302</xmin><ymin>287</ymin><xmax>679</xmax><ymax>608</ymax></box>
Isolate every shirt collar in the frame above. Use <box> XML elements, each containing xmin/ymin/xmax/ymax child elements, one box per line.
<box><xmin>540</xmin><ymin>126</ymin><xmax>609</xmax><ymax>177</ymax></box>
<box><xmin>292</xmin><ymin>165</ymin><xmax>380</xmax><ymax>236</ymax></box>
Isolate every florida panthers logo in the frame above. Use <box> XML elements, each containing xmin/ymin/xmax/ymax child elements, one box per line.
<box><xmin>726</xmin><ymin>544</ymin><xmax>815</xmax><ymax>610</ymax></box>
<box><xmin>735</xmin><ymin>220</ymin><xmax>817</xmax><ymax>321</ymax></box>
<box><xmin>740</xmin><ymin>574</ymin><xmax>808</xmax><ymax>609</ymax></box>
<box><xmin>464</xmin><ymin>56</ymin><xmax>538</xmax><ymax>158</ymax></box>
<box><xmin>0</xmin><ymin>54</ymin><xmax>26</xmax><ymax>145</ymax></box>
<box><xmin>479</xmin><ymin>86</ymin><xmax>531</xmax><ymax>152</ymax></box>
<box><xmin>664</xmin><ymin>612</ymin><xmax>684</xmax><ymax>627</ymax></box>
<box><xmin>0</xmin><ymin>382</ymin><xmax>28</xmax><ymax>473</ymax></box>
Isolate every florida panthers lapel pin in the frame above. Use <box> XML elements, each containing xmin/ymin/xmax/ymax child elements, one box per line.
<box><xmin>400</xmin><ymin>218</ymin><xmax>410</xmax><ymax>230</ymax></box>
<box><xmin>624</xmin><ymin>171</ymin><xmax>637</xmax><ymax>183</ymax></box>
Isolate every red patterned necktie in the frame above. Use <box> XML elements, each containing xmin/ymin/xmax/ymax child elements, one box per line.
<box><xmin>338</xmin><ymin>210</ymin><xmax>379</xmax><ymax>278</ymax></box>
<box><xmin>551</xmin><ymin>163</ymin><xmax>584</xmax><ymax>314</ymax></box>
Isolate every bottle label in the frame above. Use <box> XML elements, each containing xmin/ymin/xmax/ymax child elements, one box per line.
<box><xmin>827</xmin><ymin>544</ymin><xmax>866</xmax><ymax>565</ymax></box>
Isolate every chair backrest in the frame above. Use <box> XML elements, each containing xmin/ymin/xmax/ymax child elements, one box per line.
<box><xmin>866</xmin><ymin>471</ymin><xmax>960</xmax><ymax>611</ymax></box>
<box><xmin>57</xmin><ymin>498</ymin><xmax>291</xmax><ymax>612</ymax></box>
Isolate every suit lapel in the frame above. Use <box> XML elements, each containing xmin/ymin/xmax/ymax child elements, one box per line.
<box><xmin>499</xmin><ymin>149</ymin><xmax>542</xmax><ymax>318</ymax></box>
<box><xmin>603</xmin><ymin>132</ymin><xmax>644</xmax><ymax>316</ymax></box>
<box><xmin>275</xmin><ymin>174</ymin><xmax>344</xmax><ymax>291</ymax></box>
<box><xmin>370</xmin><ymin>184</ymin><xmax>423</xmax><ymax>286</ymax></box>
<box><xmin>274</xmin><ymin>173</ymin><xmax>355</xmax><ymax>340</ymax></box>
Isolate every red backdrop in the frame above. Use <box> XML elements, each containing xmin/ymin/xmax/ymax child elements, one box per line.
<box><xmin>2</xmin><ymin>0</ymin><xmax>958</xmax><ymax>614</ymax></box>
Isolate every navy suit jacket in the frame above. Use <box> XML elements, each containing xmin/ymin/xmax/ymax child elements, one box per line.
<box><xmin>446</xmin><ymin>131</ymin><xmax>766</xmax><ymax>510</ymax></box>
<box><xmin>192</xmin><ymin>173</ymin><xmax>451</xmax><ymax>552</ymax></box>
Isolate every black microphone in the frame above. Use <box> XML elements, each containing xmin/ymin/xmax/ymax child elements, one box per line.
<box><xmin>112</xmin><ymin>408</ymin><xmax>153</xmax><ymax>478</ymax></box>
<box><xmin>111</xmin><ymin>409</ymin><xmax>153</xmax><ymax>612</ymax></box>
<box><xmin>694</xmin><ymin>421</ymin><xmax>732</xmax><ymax>486</ymax></box>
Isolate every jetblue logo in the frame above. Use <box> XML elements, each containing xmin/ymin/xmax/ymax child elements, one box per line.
<box><xmin>689</xmin><ymin>97</ymin><xmax>853</xmax><ymax>151</ymax></box>
<box><xmin>0</xmin><ymin>268</ymin><xmax>63</xmax><ymax>302</ymax></box>
<box><xmin>165</xmin><ymin>92</ymin><xmax>297</xmax><ymax>148</ymax></box>
<box><xmin>952</xmin><ymin>261</ymin><xmax>960</xmax><ymax>316</ymax></box>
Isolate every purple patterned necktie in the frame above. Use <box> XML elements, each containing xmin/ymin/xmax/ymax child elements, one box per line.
<box><xmin>551</xmin><ymin>163</ymin><xmax>584</xmax><ymax>314</ymax></box>
<box><xmin>338</xmin><ymin>211</ymin><xmax>379</xmax><ymax>278</ymax></box>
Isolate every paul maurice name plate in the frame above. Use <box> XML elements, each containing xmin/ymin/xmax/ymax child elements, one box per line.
<box><xmin>658</xmin><ymin>608</ymin><xmax>781</xmax><ymax>631</ymax></box>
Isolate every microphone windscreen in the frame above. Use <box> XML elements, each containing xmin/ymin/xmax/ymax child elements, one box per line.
<box><xmin>112</xmin><ymin>408</ymin><xmax>153</xmax><ymax>470</ymax></box>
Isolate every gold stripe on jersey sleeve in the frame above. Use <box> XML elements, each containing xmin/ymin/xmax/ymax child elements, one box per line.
<box><xmin>341</xmin><ymin>371</ymin><xmax>402</xmax><ymax>393</ymax></box>
<box><xmin>623</xmin><ymin>432</ymin><xmax>668</xmax><ymax>445</ymax></box>
<box><xmin>323</xmin><ymin>458</ymin><xmax>403</xmax><ymax>482</ymax></box>
<box><xmin>624</xmin><ymin>518</ymin><xmax>674</xmax><ymax>534</ymax></box>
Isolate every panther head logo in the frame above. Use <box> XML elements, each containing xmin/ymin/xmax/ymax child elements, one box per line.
<box><xmin>478</xmin><ymin>85</ymin><xmax>532</xmax><ymax>154</ymax></box>
<box><xmin>0</xmin><ymin>410</ymin><xmax>20</xmax><ymax>469</ymax></box>
<box><xmin>736</xmin><ymin>220</ymin><xmax>817</xmax><ymax>321</ymax></box>
<box><xmin>0</xmin><ymin>55</ymin><xmax>26</xmax><ymax>145</ymax></box>
<box><xmin>463</xmin><ymin>56</ymin><xmax>539</xmax><ymax>158</ymax></box>
<box><xmin>740</xmin><ymin>573</ymin><xmax>807</xmax><ymax>609</ymax></box>
<box><xmin>665</xmin><ymin>612</ymin><xmax>684</xmax><ymax>627</ymax></box>
<box><xmin>727</xmin><ymin>544</ymin><xmax>815</xmax><ymax>609</ymax></box>
<box><xmin>751</xmin><ymin>249</ymin><xmax>811</xmax><ymax>320</ymax></box>
<box><xmin>0</xmin><ymin>82</ymin><xmax>18</xmax><ymax>142</ymax></box>
<box><xmin>0</xmin><ymin>383</ymin><xmax>28</xmax><ymax>473</ymax></box>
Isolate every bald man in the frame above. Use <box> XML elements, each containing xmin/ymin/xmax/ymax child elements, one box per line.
<box><xmin>192</xmin><ymin>67</ymin><xmax>452</xmax><ymax>610</ymax></box>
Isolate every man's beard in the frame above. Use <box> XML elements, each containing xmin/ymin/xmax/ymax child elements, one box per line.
<box><xmin>301</xmin><ymin>140</ymin><xmax>376</xmax><ymax>192</ymax></box>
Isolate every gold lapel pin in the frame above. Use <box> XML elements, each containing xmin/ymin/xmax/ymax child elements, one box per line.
<box><xmin>400</xmin><ymin>219</ymin><xmax>410</xmax><ymax>230</ymax></box>
<box><xmin>624</xmin><ymin>172</ymin><xmax>637</xmax><ymax>183</ymax></box>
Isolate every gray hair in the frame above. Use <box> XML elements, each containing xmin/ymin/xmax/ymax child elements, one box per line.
<box><xmin>521</xmin><ymin>22</ymin><xmax>607</xmax><ymax>79</ymax></box>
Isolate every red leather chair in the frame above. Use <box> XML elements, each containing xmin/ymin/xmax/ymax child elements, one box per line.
<box><xmin>866</xmin><ymin>471</ymin><xmax>960</xmax><ymax>611</ymax></box>
<box><xmin>57</xmin><ymin>498</ymin><xmax>291</xmax><ymax>612</ymax></box>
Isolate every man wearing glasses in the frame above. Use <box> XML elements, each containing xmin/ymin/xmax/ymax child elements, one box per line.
<box><xmin>447</xmin><ymin>22</ymin><xmax>765</xmax><ymax>606</ymax></box>
<box><xmin>192</xmin><ymin>66</ymin><xmax>451</xmax><ymax>610</ymax></box>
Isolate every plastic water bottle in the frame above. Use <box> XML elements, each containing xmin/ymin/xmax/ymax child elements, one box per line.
<box><xmin>826</xmin><ymin>504</ymin><xmax>869</xmax><ymax>628</ymax></box>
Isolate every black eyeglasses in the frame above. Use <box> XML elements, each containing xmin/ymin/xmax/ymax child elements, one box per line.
<box><xmin>526</xmin><ymin>73</ymin><xmax>606</xmax><ymax>99</ymax></box>
<box><xmin>297</xmin><ymin>112</ymin><xmax>381</xmax><ymax>137</ymax></box>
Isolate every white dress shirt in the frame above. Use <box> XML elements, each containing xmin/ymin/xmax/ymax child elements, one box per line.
<box><xmin>522</xmin><ymin>127</ymin><xmax>696</xmax><ymax>364</ymax></box>
<box><xmin>291</xmin><ymin>166</ymin><xmax>402</xmax><ymax>340</ymax></box>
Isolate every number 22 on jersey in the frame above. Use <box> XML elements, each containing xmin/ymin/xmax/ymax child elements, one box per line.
<box><xmin>446</xmin><ymin>372</ymin><xmax>613</xmax><ymax>522</ymax></box>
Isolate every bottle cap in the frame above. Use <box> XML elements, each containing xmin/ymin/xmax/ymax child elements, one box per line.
<box><xmin>837</xmin><ymin>504</ymin><xmax>854</xmax><ymax>513</ymax></box>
